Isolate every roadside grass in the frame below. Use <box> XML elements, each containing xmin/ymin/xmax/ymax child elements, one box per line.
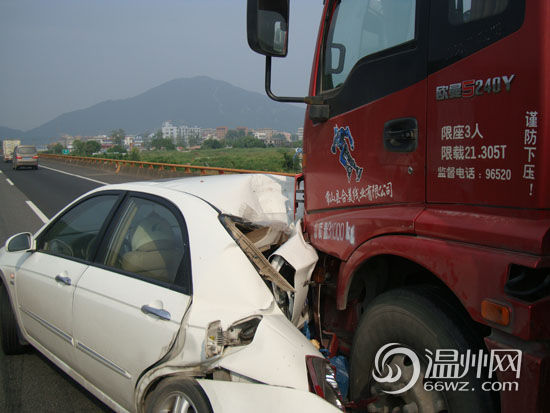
<box><xmin>140</xmin><ymin>147</ymin><xmax>300</xmax><ymax>173</ymax></box>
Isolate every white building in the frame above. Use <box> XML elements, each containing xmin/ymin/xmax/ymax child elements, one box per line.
<box><xmin>179</xmin><ymin>125</ymin><xmax>202</xmax><ymax>146</ymax></box>
<box><xmin>161</xmin><ymin>121</ymin><xmax>202</xmax><ymax>146</ymax></box>
<box><xmin>162</xmin><ymin>121</ymin><xmax>179</xmax><ymax>141</ymax></box>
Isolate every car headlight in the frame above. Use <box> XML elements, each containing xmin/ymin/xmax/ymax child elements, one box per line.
<box><xmin>205</xmin><ymin>316</ymin><xmax>263</xmax><ymax>358</ymax></box>
<box><xmin>306</xmin><ymin>356</ymin><xmax>345</xmax><ymax>411</ymax></box>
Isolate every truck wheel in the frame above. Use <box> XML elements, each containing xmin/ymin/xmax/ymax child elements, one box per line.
<box><xmin>144</xmin><ymin>377</ymin><xmax>213</xmax><ymax>413</ymax></box>
<box><xmin>0</xmin><ymin>285</ymin><xmax>27</xmax><ymax>355</ymax></box>
<box><xmin>350</xmin><ymin>286</ymin><xmax>497</xmax><ymax>413</ymax></box>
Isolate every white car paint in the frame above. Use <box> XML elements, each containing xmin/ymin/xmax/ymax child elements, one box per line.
<box><xmin>197</xmin><ymin>380</ymin><xmax>343</xmax><ymax>413</ymax></box>
<box><xmin>270</xmin><ymin>220</ymin><xmax>319</xmax><ymax>326</ymax></box>
<box><xmin>0</xmin><ymin>174</ymin><xmax>340</xmax><ymax>413</ymax></box>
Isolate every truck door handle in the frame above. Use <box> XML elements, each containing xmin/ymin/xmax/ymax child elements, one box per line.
<box><xmin>383</xmin><ymin>118</ymin><xmax>418</xmax><ymax>152</ymax></box>
<box><xmin>141</xmin><ymin>305</ymin><xmax>171</xmax><ymax>321</ymax></box>
<box><xmin>55</xmin><ymin>275</ymin><xmax>72</xmax><ymax>286</ymax></box>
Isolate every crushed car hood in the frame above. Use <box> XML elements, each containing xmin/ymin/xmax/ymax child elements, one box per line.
<box><xmin>135</xmin><ymin>174</ymin><xmax>296</xmax><ymax>227</ymax></box>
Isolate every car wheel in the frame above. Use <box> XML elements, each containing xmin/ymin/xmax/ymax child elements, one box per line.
<box><xmin>0</xmin><ymin>285</ymin><xmax>27</xmax><ymax>355</ymax></box>
<box><xmin>349</xmin><ymin>286</ymin><xmax>498</xmax><ymax>413</ymax></box>
<box><xmin>144</xmin><ymin>377</ymin><xmax>213</xmax><ymax>413</ymax></box>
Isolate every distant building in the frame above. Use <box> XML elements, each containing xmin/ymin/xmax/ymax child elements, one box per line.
<box><xmin>253</xmin><ymin>131</ymin><xmax>267</xmax><ymax>141</ymax></box>
<box><xmin>201</xmin><ymin>128</ymin><xmax>216</xmax><ymax>141</ymax></box>
<box><xmin>216</xmin><ymin>126</ymin><xmax>228</xmax><ymax>140</ymax></box>
<box><xmin>236</xmin><ymin>126</ymin><xmax>249</xmax><ymax>136</ymax></box>
<box><xmin>161</xmin><ymin>121</ymin><xmax>202</xmax><ymax>146</ymax></box>
<box><xmin>297</xmin><ymin>127</ymin><xmax>304</xmax><ymax>141</ymax></box>
<box><xmin>255</xmin><ymin>128</ymin><xmax>275</xmax><ymax>140</ymax></box>
<box><xmin>162</xmin><ymin>121</ymin><xmax>179</xmax><ymax>141</ymax></box>
<box><xmin>179</xmin><ymin>125</ymin><xmax>202</xmax><ymax>146</ymax></box>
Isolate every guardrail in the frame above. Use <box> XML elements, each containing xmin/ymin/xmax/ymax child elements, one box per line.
<box><xmin>39</xmin><ymin>153</ymin><xmax>296</xmax><ymax>177</ymax></box>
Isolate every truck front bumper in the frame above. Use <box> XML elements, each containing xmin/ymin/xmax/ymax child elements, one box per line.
<box><xmin>485</xmin><ymin>333</ymin><xmax>550</xmax><ymax>413</ymax></box>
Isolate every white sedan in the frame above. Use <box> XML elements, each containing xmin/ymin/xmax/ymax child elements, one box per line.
<box><xmin>0</xmin><ymin>174</ymin><xmax>344</xmax><ymax>413</ymax></box>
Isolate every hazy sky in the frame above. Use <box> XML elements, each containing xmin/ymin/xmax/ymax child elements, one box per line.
<box><xmin>0</xmin><ymin>0</ymin><xmax>323</xmax><ymax>131</ymax></box>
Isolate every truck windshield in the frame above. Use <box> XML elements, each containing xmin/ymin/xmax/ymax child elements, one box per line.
<box><xmin>322</xmin><ymin>0</ymin><xmax>416</xmax><ymax>91</ymax></box>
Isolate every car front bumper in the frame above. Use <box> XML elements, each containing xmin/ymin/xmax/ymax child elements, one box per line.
<box><xmin>197</xmin><ymin>380</ymin><xmax>343</xmax><ymax>413</ymax></box>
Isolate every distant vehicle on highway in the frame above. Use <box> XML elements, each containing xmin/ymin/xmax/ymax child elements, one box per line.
<box><xmin>12</xmin><ymin>145</ymin><xmax>38</xmax><ymax>170</ymax></box>
<box><xmin>2</xmin><ymin>139</ymin><xmax>21</xmax><ymax>162</ymax></box>
<box><xmin>0</xmin><ymin>175</ymin><xmax>344</xmax><ymax>413</ymax></box>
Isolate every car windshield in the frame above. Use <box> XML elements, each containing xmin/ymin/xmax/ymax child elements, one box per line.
<box><xmin>18</xmin><ymin>146</ymin><xmax>37</xmax><ymax>154</ymax></box>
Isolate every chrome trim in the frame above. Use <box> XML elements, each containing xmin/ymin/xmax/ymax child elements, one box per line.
<box><xmin>76</xmin><ymin>341</ymin><xmax>132</xmax><ymax>379</ymax></box>
<box><xmin>54</xmin><ymin>275</ymin><xmax>72</xmax><ymax>286</ymax></box>
<box><xmin>20</xmin><ymin>307</ymin><xmax>73</xmax><ymax>344</ymax></box>
<box><xmin>141</xmin><ymin>305</ymin><xmax>171</xmax><ymax>321</ymax></box>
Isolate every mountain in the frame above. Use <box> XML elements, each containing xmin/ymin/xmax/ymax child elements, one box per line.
<box><xmin>0</xmin><ymin>126</ymin><xmax>25</xmax><ymax>139</ymax></box>
<box><xmin>24</xmin><ymin>76</ymin><xmax>305</xmax><ymax>141</ymax></box>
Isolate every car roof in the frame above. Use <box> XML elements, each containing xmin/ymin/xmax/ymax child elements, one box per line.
<box><xmin>102</xmin><ymin>173</ymin><xmax>296</xmax><ymax>226</ymax></box>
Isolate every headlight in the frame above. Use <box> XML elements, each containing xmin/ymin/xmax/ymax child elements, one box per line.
<box><xmin>205</xmin><ymin>316</ymin><xmax>263</xmax><ymax>358</ymax></box>
<box><xmin>306</xmin><ymin>356</ymin><xmax>345</xmax><ymax>411</ymax></box>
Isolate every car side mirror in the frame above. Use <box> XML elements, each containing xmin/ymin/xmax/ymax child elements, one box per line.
<box><xmin>5</xmin><ymin>232</ymin><xmax>35</xmax><ymax>252</ymax></box>
<box><xmin>247</xmin><ymin>0</ymin><xmax>289</xmax><ymax>57</ymax></box>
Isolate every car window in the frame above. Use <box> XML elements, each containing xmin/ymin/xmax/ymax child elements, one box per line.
<box><xmin>102</xmin><ymin>196</ymin><xmax>185</xmax><ymax>285</ymax></box>
<box><xmin>17</xmin><ymin>146</ymin><xmax>37</xmax><ymax>155</ymax></box>
<box><xmin>322</xmin><ymin>0</ymin><xmax>416</xmax><ymax>91</ymax></box>
<box><xmin>38</xmin><ymin>195</ymin><xmax>118</xmax><ymax>260</ymax></box>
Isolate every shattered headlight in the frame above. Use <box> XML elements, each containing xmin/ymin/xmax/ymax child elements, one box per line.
<box><xmin>306</xmin><ymin>356</ymin><xmax>345</xmax><ymax>411</ymax></box>
<box><xmin>205</xmin><ymin>316</ymin><xmax>263</xmax><ymax>358</ymax></box>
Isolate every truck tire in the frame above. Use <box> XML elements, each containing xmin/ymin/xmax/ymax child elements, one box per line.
<box><xmin>0</xmin><ymin>285</ymin><xmax>27</xmax><ymax>355</ymax></box>
<box><xmin>349</xmin><ymin>286</ymin><xmax>497</xmax><ymax>413</ymax></box>
<box><xmin>144</xmin><ymin>377</ymin><xmax>213</xmax><ymax>413</ymax></box>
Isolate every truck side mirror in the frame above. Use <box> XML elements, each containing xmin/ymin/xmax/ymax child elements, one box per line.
<box><xmin>5</xmin><ymin>232</ymin><xmax>35</xmax><ymax>252</ymax></box>
<box><xmin>247</xmin><ymin>0</ymin><xmax>289</xmax><ymax>57</ymax></box>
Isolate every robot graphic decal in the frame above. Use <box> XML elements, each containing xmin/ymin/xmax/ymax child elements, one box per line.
<box><xmin>330</xmin><ymin>125</ymin><xmax>363</xmax><ymax>183</ymax></box>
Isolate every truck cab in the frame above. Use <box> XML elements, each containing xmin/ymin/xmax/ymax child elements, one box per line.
<box><xmin>248</xmin><ymin>1</ymin><xmax>549</xmax><ymax>412</ymax></box>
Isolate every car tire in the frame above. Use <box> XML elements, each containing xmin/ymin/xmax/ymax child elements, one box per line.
<box><xmin>144</xmin><ymin>377</ymin><xmax>213</xmax><ymax>413</ymax></box>
<box><xmin>0</xmin><ymin>285</ymin><xmax>27</xmax><ymax>355</ymax></box>
<box><xmin>349</xmin><ymin>286</ymin><xmax>498</xmax><ymax>413</ymax></box>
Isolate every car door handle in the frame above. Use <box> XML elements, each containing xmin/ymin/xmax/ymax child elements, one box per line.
<box><xmin>141</xmin><ymin>305</ymin><xmax>171</xmax><ymax>321</ymax></box>
<box><xmin>55</xmin><ymin>275</ymin><xmax>72</xmax><ymax>286</ymax></box>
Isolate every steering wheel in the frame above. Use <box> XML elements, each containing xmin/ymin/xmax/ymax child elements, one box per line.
<box><xmin>48</xmin><ymin>239</ymin><xmax>74</xmax><ymax>257</ymax></box>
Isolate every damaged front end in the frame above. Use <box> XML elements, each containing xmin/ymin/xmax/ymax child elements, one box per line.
<box><xmin>134</xmin><ymin>174</ymin><xmax>345</xmax><ymax>412</ymax></box>
<box><xmin>220</xmin><ymin>214</ymin><xmax>318</xmax><ymax>329</ymax></box>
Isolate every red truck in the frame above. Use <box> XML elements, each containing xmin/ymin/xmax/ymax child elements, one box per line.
<box><xmin>247</xmin><ymin>1</ymin><xmax>549</xmax><ymax>412</ymax></box>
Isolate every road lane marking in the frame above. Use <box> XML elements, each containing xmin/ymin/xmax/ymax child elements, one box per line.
<box><xmin>25</xmin><ymin>200</ymin><xmax>49</xmax><ymax>224</ymax></box>
<box><xmin>39</xmin><ymin>165</ymin><xmax>107</xmax><ymax>185</ymax></box>
<box><xmin>6</xmin><ymin>178</ymin><xmax>14</xmax><ymax>186</ymax></box>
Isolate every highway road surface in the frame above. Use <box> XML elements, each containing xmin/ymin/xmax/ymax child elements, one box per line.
<box><xmin>0</xmin><ymin>158</ymin><xmax>158</xmax><ymax>412</ymax></box>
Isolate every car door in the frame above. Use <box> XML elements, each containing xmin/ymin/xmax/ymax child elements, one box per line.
<box><xmin>15</xmin><ymin>193</ymin><xmax>120</xmax><ymax>364</ymax></box>
<box><xmin>72</xmin><ymin>193</ymin><xmax>192</xmax><ymax>411</ymax></box>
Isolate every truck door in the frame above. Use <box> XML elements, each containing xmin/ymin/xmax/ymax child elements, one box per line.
<box><xmin>426</xmin><ymin>1</ymin><xmax>529</xmax><ymax>210</ymax></box>
<box><xmin>304</xmin><ymin>0</ymin><xmax>428</xmax><ymax>256</ymax></box>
